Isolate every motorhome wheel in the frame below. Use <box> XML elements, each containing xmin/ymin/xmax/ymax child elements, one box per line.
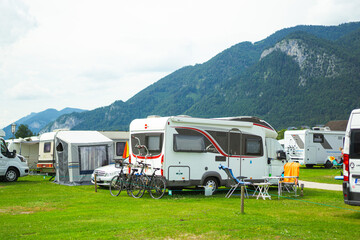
<box><xmin>204</xmin><ymin>177</ymin><xmax>218</xmax><ymax>193</ymax></box>
<box><xmin>324</xmin><ymin>160</ymin><xmax>333</xmax><ymax>169</ymax></box>
<box><xmin>5</xmin><ymin>168</ymin><xmax>19</xmax><ymax>182</ymax></box>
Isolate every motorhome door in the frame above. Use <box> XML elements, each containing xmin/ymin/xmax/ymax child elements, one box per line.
<box><xmin>227</xmin><ymin>129</ymin><xmax>242</xmax><ymax>178</ymax></box>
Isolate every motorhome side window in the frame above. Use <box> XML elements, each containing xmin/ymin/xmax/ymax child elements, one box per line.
<box><xmin>115</xmin><ymin>142</ymin><xmax>126</xmax><ymax>157</ymax></box>
<box><xmin>44</xmin><ymin>142</ymin><xmax>51</xmax><ymax>153</ymax></box>
<box><xmin>131</xmin><ymin>133</ymin><xmax>163</xmax><ymax>156</ymax></box>
<box><xmin>350</xmin><ymin>130</ymin><xmax>360</xmax><ymax>158</ymax></box>
<box><xmin>173</xmin><ymin>128</ymin><xmax>211</xmax><ymax>153</ymax></box>
<box><xmin>313</xmin><ymin>134</ymin><xmax>324</xmax><ymax>143</ymax></box>
<box><xmin>243</xmin><ymin>134</ymin><xmax>263</xmax><ymax>156</ymax></box>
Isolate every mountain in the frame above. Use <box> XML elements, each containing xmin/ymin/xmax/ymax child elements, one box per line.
<box><xmin>3</xmin><ymin>108</ymin><xmax>86</xmax><ymax>139</ymax></box>
<box><xmin>42</xmin><ymin>22</ymin><xmax>360</xmax><ymax>132</ymax></box>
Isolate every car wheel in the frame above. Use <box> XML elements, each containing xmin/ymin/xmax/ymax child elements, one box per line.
<box><xmin>5</xmin><ymin>168</ymin><xmax>19</xmax><ymax>182</ymax></box>
<box><xmin>325</xmin><ymin>160</ymin><xmax>333</xmax><ymax>169</ymax></box>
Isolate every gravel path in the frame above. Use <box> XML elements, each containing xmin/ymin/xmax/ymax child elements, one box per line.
<box><xmin>299</xmin><ymin>180</ymin><xmax>342</xmax><ymax>191</ymax></box>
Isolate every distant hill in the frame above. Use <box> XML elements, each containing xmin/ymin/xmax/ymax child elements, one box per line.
<box><xmin>2</xmin><ymin>108</ymin><xmax>86</xmax><ymax>139</ymax></box>
<box><xmin>42</xmin><ymin>22</ymin><xmax>360</xmax><ymax>132</ymax></box>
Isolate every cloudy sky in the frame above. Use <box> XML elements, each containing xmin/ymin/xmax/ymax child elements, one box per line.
<box><xmin>1</xmin><ymin>0</ymin><xmax>359</xmax><ymax>128</ymax></box>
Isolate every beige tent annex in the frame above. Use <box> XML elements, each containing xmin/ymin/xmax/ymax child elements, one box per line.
<box><xmin>54</xmin><ymin>131</ymin><xmax>113</xmax><ymax>185</ymax></box>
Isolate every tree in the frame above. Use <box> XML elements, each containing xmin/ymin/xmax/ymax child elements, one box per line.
<box><xmin>15</xmin><ymin>124</ymin><xmax>34</xmax><ymax>138</ymax></box>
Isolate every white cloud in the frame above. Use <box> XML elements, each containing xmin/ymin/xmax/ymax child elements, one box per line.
<box><xmin>1</xmin><ymin>0</ymin><xmax>360</xmax><ymax>128</ymax></box>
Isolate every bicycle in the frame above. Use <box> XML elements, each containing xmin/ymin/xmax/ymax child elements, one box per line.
<box><xmin>137</xmin><ymin>161</ymin><xmax>167</xmax><ymax>199</ymax></box>
<box><xmin>109</xmin><ymin>160</ymin><xmax>144</xmax><ymax>198</ymax></box>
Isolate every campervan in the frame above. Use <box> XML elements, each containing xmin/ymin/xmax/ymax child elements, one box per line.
<box><xmin>284</xmin><ymin>128</ymin><xmax>345</xmax><ymax>168</ymax></box>
<box><xmin>129</xmin><ymin>116</ymin><xmax>287</xmax><ymax>191</ymax></box>
<box><xmin>343</xmin><ymin>109</ymin><xmax>360</xmax><ymax>206</ymax></box>
<box><xmin>7</xmin><ymin>136</ymin><xmax>40</xmax><ymax>171</ymax></box>
<box><xmin>0</xmin><ymin>129</ymin><xmax>29</xmax><ymax>182</ymax></box>
<box><xmin>37</xmin><ymin>131</ymin><xmax>58</xmax><ymax>174</ymax></box>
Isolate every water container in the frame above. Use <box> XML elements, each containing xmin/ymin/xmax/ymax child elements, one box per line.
<box><xmin>204</xmin><ymin>185</ymin><xmax>213</xmax><ymax>196</ymax></box>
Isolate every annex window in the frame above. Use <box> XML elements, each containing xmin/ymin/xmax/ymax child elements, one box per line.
<box><xmin>174</xmin><ymin>128</ymin><xmax>211</xmax><ymax>153</ymax></box>
<box><xmin>115</xmin><ymin>142</ymin><xmax>126</xmax><ymax>157</ymax></box>
<box><xmin>79</xmin><ymin>145</ymin><xmax>108</xmax><ymax>174</ymax></box>
<box><xmin>350</xmin><ymin>130</ymin><xmax>360</xmax><ymax>158</ymax></box>
<box><xmin>44</xmin><ymin>142</ymin><xmax>51</xmax><ymax>153</ymax></box>
<box><xmin>313</xmin><ymin>134</ymin><xmax>324</xmax><ymax>143</ymax></box>
<box><xmin>243</xmin><ymin>134</ymin><xmax>263</xmax><ymax>156</ymax></box>
<box><xmin>131</xmin><ymin>133</ymin><xmax>163</xmax><ymax>156</ymax></box>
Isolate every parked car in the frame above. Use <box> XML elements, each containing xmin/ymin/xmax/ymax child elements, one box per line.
<box><xmin>0</xmin><ymin>130</ymin><xmax>29</xmax><ymax>182</ymax></box>
<box><xmin>91</xmin><ymin>161</ymin><xmax>128</xmax><ymax>187</ymax></box>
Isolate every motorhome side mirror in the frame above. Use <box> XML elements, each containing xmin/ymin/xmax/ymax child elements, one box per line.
<box><xmin>276</xmin><ymin>150</ymin><xmax>286</xmax><ymax>160</ymax></box>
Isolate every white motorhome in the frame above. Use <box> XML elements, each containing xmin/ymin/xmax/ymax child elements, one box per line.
<box><xmin>7</xmin><ymin>136</ymin><xmax>40</xmax><ymax>171</ymax></box>
<box><xmin>284</xmin><ymin>128</ymin><xmax>345</xmax><ymax>168</ymax></box>
<box><xmin>0</xmin><ymin>130</ymin><xmax>29</xmax><ymax>182</ymax></box>
<box><xmin>129</xmin><ymin>116</ymin><xmax>287</xmax><ymax>190</ymax></box>
<box><xmin>343</xmin><ymin>109</ymin><xmax>360</xmax><ymax>206</ymax></box>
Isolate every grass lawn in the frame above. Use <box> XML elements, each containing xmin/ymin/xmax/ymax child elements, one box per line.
<box><xmin>299</xmin><ymin>166</ymin><xmax>343</xmax><ymax>184</ymax></box>
<box><xmin>1</xmin><ymin>175</ymin><xmax>359</xmax><ymax>239</ymax></box>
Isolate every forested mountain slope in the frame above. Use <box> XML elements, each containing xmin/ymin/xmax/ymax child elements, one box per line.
<box><xmin>42</xmin><ymin>22</ymin><xmax>360</xmax><ymax>132</ymax></box>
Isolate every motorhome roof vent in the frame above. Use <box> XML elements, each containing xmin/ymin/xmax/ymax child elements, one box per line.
<box><xmin>176</xmin><ymin>115</ymin><xmax>192</xmax><ymax>118</ymax></box>
<box><xmin>147</xmin><ymin>115</ymin><xmax>161</xmax><ymax>119</ymax></box>
<box><xmin>312</xmin><ymin>126</ymin><xmax>330</xmax><ymax>131</ymax></box>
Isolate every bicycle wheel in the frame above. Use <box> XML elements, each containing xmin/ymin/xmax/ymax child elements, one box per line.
<box><xmin>129</xmin><ymin>175</ymin><xmax>145</xmax><ymax>198</ymax></box>
<box><xmin>110</xmin><ymin>175</ymin><xmax>123</xmax><ymax>197</ymax></box>
<box><xmin>149</xmin><ymin>176</ymin><xmax>166</xmax><ymax>199</ymax></box>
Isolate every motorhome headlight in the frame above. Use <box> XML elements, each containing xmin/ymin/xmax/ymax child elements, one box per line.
<box><xmin>18</xmin><ymin>155</ymin><xmax>27</xmax><ymax>163</ymax></box>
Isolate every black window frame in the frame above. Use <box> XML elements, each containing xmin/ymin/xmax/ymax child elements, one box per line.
<box><xmin>350</xmin><ymin>129</ymin><xmax>360</xmax><ymax>159</ymax></box>
<box><xmin>173</xmin><ymin>134</ymin><xmax>206</xmax><ymax>153</ymax></box>
<box><xmin>44</xmin><ymin>142</ymin><xmax>52</xmax><ymax>153</ymax></box>
<box><xmin>313</xmin><ymin>134</ymin><xmax>324</xmax><ymax>143</ymax></box>
<box><xmin>115</xmin><ymin>141</ymin><xmax>126</xmax><ymax>157</ymax></box>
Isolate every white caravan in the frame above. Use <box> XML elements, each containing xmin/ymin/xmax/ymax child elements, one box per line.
<box><xmin>284</xmin><ymin>128</ymin><xmax>345</xmax><ymax>168</ymax></box>
<box><xmin>98</xmin><ymin>131</ymin><xmax>129</xmax><ymax>160</ymax></box>
<box><xmin>0</xmin><ymin>129</ymin><xmax>29</xmax><ymax>182</ymax></box>
<box><xmin>343</xmin><ymin>109</ymin><xmax>360</xmax><ymax>206</ymax></box>
<box><xmin>7</xmin><ymin>136</ymin><xmax>40</xmax><ymax>171</ymax></box>
<box><xmin>129</xmin><ymin>116</ymin><xmax>287</xmax><ymax>190</ymax></box>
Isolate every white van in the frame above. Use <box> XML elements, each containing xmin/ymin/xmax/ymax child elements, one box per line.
<box><xmin>129</xmin><ymin>116</ymin><xmax>287</xmax><ymax>190</ymax></box>
<box><xmin>0</xmin><ymin>130</ymin><xmax>29</xmax><ymax>182</ymax></box>
<box><xmin>343</xmin><ymin>109</ymin><xmax>360</xmax><ymax>206</ymax></box>
<box><xmin>284</xmin><ymin>128</ymin><xmax>344</xmax><ymax>168</ymax></box>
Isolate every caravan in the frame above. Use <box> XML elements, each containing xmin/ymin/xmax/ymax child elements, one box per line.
<box><xmin>129</xmin><ymin>116</ymin><xmax>287</xmax><ymax>190</ymax></box>
<box><xmin>284</xmin><ymin>128</ymin><xmax>344</xmax><ymax>168</ymax></box>
<box><xmin>343</xmin><ymin>109</ymin><xmax>360</xmax><ymax>206</ymax></box>
<box><xmin>7</xmin><ymin>136</ymin><xmax>40</xmax><ymax>171</ymax></box>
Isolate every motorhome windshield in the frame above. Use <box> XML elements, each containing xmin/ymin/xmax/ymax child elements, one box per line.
<box><xmin>131</xmin><ymin>133</ymin><xmax>164</xmax><ymax>156</ymax></box>
<box><xmin>1</xmin><ymin>139</ymin><xmax>8</xmax><ymax>155</ymax></box>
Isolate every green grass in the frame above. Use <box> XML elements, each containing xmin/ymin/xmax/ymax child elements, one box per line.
<box><xmin>299</xmin><ymin>166</ymin><xmax>343</xmax><ymax>184</ymax></box>
<box><xmin>1</xmin><ymin>175</ymin><xmax>359</xmax><ymax>239</ymax></box>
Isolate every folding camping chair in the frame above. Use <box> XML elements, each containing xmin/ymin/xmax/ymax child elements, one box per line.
<box><xmin>218</xmin><ymin>164</ymin><xmax>251</xmax><ymax>198</ymax></box>
<box><xmin>279</xmin><ymin>162</ymin><xmax>300</xmax><ymax>197</ymax></box>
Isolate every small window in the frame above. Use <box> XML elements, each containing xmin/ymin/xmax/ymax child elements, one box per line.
<box><xmin>44</xmin><ymin>142</ymin><xmax>51</xmax><ymax>153</ymax></box>
<box><xmin>173</xmin><ymin>134</ymin><xmax>205</xmax><ymax>152</ymax></box>
<box><xmin>313</xmin><ymin>134</ymin><xmax>324</xmax><ymax>143</ymax></box>
<box><xmin>56</xmin><ymin>143</ymin><xmax>63</xmax><ymax>152</ymax></box>
<box><xmin>115</xmin><ymin>142</ymin><xmax>126</xmax><ymax>157</ymax></box>
<box><xmin>245</xmin><ymin>138</ymin><xmax>262</xmax><ymax>155</ymax></box>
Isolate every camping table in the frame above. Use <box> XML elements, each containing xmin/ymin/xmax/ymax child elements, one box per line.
<box><xmin>252</xmin><ymin>182</ymin><xmax>271</xmax><ymax>200</ymax></box>
<box><xmin>264</xmin><ymin>176</ymin><xmax>299</xmax><ymax>199</ymax></box>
